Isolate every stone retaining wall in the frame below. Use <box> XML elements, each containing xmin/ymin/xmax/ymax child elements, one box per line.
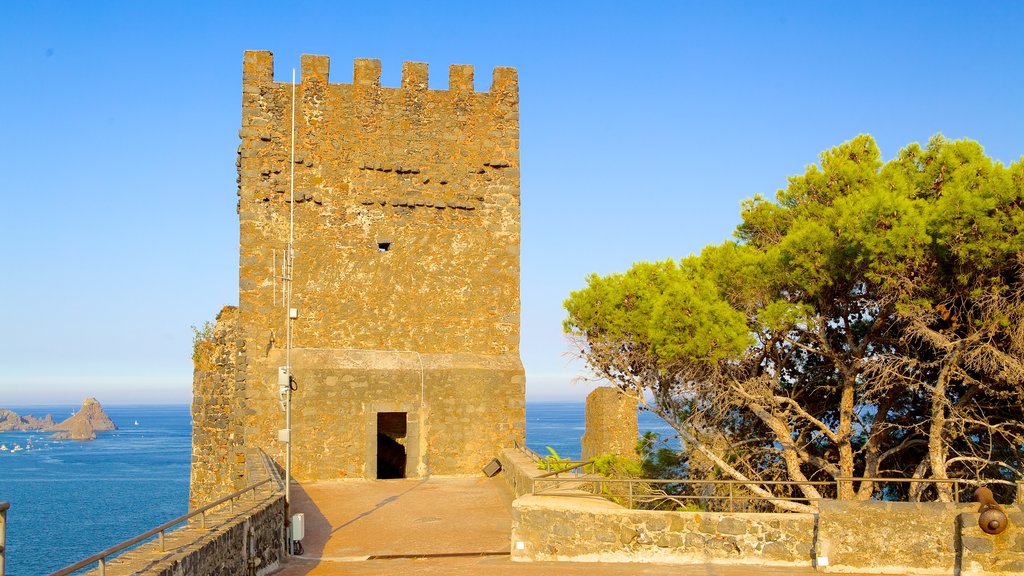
<box><xmin>817</xmin><ymin>500</ymin><xmax>966</xmax><ymax>574</ymax></box>
<box><xmin>817</xmin><ymin>500</ymin><xmax>1024</xmax><ymax>575</ymax></box>
<box><xmin>959</xmin><ymin>509</ymin><xmax>1024</xmax><ymax>575</ymax></box>
<box><xmin>498</xmin><ymin>447</ymin><xmax>545</xmax><ymax>498</ymax></box>
<box><xmin>512</xmin><ymin>488</ymin><xmax>1023</xmax><ymax>574</ymax></box>
<box><xmin>512</xmin><ymin>494</ymin><xmax>814</xmax><ymax>567</ymax></box>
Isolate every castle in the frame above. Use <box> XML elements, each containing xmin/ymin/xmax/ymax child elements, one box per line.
<box><xmin>191</xmin><ymin>51</ymin><xmax>524</xmax><ymax>505</ymax></box>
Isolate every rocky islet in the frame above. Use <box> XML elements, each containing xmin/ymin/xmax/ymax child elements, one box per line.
<box><xmin>0</xmin><ymin>397</ymin><xmax>117</xmax><ymax>440</ymax></box>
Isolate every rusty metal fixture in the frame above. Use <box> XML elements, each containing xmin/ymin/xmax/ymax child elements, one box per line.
<box><xmin>974</xmin><ymin>487</ymin><xmax>1009</xmax><ymax>535</ymax></box>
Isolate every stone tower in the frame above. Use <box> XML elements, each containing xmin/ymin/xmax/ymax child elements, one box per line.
<box><xmin>190</xmin><ymin>51</ymin><xmax>524</xmax><ymax>504</ymax></box>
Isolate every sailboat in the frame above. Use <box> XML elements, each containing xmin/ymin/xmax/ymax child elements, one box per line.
<box><xmin>134</xmin><ymin>420</ymin><xmax>139</xmax><ymax>426</ymax></box>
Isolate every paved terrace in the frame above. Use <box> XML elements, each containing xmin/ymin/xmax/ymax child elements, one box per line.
<box><xmin>273</xmin><ymin>476</ymin><xmax>898</xmax><ymax>576</ymax></box>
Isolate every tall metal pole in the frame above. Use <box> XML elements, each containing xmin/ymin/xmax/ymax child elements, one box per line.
<box><xmin>285</xmin><ymin>67</ymin><xmax>295</xmax><ymax>509</ymax></box>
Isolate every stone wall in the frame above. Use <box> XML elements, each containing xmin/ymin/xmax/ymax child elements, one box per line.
<box><xmin>264</xmin><ymin>348</ymin><xmax>524</xmax><ymax>479</ymax></box>
<box><xmin>959</xmin><ymin>509</ymin><xmax>1024</xmax><ymax>575</ymax></box>
<box><xmin>512</xmin><ymin>494</ymin><xmax>814</xmax><ymax>566</ymax></box>
<box><xmin>237</xmin><ymin>51</ymin><xmax>520</xmax><ymax>356</ymax></box>
<box><xmin>580</xmin><ymin>387</ymin><xmax>638</xmax><ymax>461</ymax></box>
<box><xmin>84</xmin><ymin>499</ymin><xmax>285</xmax><ymax>576</ymax></box>
<box><xmin>134</xmin><ymin>495</ymin><xmax>285</xmax><ymax>576</ymax></box>
<box><xmin>190</xmin><ymin>306</ymin><xmax>248</xmax><ymax>508</ymax></box>
<box><xmin>816</xmin><ymin>500</ymin><xmax>969</xmax><ymax>574</ymax></box>
<box><xmin>498</xmin><ymin>447</ymin><xmax>546</xmax><ymax>498</ymax></box>
<box><xmin>818</xmin><ymin>500</ymin><xmax>1024</xmax><ymax>575</ymax></box>
<box><xmin>512</xmin><ymin>493</ymin><xmax>1022</xmax><ymax>573</ymax></box>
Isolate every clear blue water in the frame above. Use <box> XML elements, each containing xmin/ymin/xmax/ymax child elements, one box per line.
<box><xmin>0</xmin><ymin>401</ymin><xmax>676</xmax><ymax>575</ymax></box>
<box><xmin>0</xmin><ymin>405</ymin><xmax>191</xmax><ymax>576</ymax></box>
<box><xmin>524</xmin><ymin>401</ymin><xmax>677</xmax><ymax>460</ymax></box>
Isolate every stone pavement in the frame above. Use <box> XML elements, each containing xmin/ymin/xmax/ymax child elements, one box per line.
<box><xmin>273</xmin><ymin>476</ymin><xmax>901</xmax><ymax>576</ymax></box>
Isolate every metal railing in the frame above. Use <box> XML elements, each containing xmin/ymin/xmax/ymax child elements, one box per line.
<box><xmin>1</xmin><ymin>501</ymin><xmax>9</xmax><ymax>576</ymax></box>
<box><xmin>531</xmin><ymin>463</ymin><xmax>1024</xmax><ymax>511</ymax></box>
<box><xmin>534</xmin><ymin>471</ymin><xmax>832</xmax><ymax>512</ymax></box>
<box><xmin>535</xmin><ymin>459</ymin><xmax>595</xmax><ymax>478</ymax></box>
<box><xmin>834</xmin><ymin>476</ymin><xmax>977</xmax><ymax>504</ymax></box>
<box><xmin>512</xmin><ymin>440</ymin><xmax>542</xmax><ymax>463</ymax></box>
<box><xmin>49</xmin><ymin>451</ymin><xmax>283</xmax><ymax>576</ymax></box>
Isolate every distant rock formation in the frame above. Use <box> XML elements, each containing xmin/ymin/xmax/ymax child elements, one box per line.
<box><xmin>50</xmin><ymin>398</ymin><xmax>117</xmax><ymax>440</ymax></box>
<box><xmin>0</xmin><ymin>398</ymin><xmax>117</xmax><ymax>441</ymax></box>
<box><xmin>0</xmin><ymin>409</ymin><xmax>56</xmax><ymax>432</ymax></box>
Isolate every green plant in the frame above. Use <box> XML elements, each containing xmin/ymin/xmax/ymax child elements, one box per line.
<box><xmin>191</xmin><ymin>321</ymin><xmax>215</xmax><ymax>369</ymax></box>
<box><xmin>592</xmin><ymin>453</ymin><xmax>642</xmax><ymax>478</ymax></box>
<box><xmin>539</xmin><ymin>446</ymin><xmax>573</xmax><ymax>472</ymax></box>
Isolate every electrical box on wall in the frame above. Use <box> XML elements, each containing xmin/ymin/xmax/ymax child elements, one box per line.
<box><xmin>278</xmin><ymin>367</ymin><xmax>290</xmax><ymax>412</ymax></box>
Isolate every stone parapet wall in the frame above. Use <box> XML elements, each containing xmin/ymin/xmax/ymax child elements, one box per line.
<box><xmin>959</xmin><ymin>509</ymin><xmax>1024</xmax><ymax>575</ymax></box>
<box><xmin>819</xmin><ymin>500</ymin><xmax>1024</xmax><ymax>575</ymax></box>
<box><xmin>817</xmin><ymin>500</ymin><xmax>967</xmax><ymax>574</ymax></box>
<box><xmin>83</xmin><ymin>494</ymin><xmax>285</xmax><ymax>576</ymax></box>
<box><xmin>498</xmin><ymin>447</ymin><xmax>545</xmax><ymax>498</ymax></box>
<box><xmin>513</xmin><ymin>495</ymin><xmax>1022</xmax><ymax>574</ymax></box>
<box><xmin>512</xmin><ymin>494</ymin><xmax>814</xmax><ymax>567</ymax></box>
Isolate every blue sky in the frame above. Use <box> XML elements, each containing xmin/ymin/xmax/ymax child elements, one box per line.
<box><xmin>1</xmin><ymin>1</ymin><xmax>1022</xmax><ymax>404</ymax></box>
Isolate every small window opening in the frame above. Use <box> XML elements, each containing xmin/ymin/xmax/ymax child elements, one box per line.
<box><xmin>377</xmin><ymin>242</ymin><xmax>391</xmax><ymax>252</ymax></box>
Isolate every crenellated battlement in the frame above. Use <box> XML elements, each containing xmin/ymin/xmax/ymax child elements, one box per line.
<box><xmin>236</xmin><ymin>48</ymin><xmax>520</xmax><ymax>358</ymax></box>
<box><xmin>243</xmin><ymin>50</ymin><xmax>518</xmax><ymax>96</ymax></box>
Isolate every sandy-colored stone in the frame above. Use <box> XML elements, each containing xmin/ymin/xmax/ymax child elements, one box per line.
<box><xmin>581</xmin><ymin>387</ymin><xmax>638</xmax><ymax>461</ymax></box>
<box><xmin>192</xmin><ymin>51</ymin><xmax>525</xmax><ymax>498</ymax></box>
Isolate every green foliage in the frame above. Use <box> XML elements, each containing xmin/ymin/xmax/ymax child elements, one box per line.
<box><xmin>592</xmin><ymin>453</ymin><xmax>643</xmax><ymax>478</ymax></box>
<box><xmin>538</xmin><ymin>446</ymin><xmax>574</xmax><ymax>472</ymax></box>
<box><xmin>563</xmin><ymin>259</ymin><xmax>752</xmax><ymax>373</ymax></box>
<box><xmin>191</xmin><ymin>321</ymin><xmax>215</xmax><ymax>369</ymax></box>
<box><xmin>565</xmin><ymin>134</ymin><xmax>1024</xmax><ymax>504</ymax></box>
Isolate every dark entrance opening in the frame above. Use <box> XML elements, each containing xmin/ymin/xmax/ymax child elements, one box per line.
<box><xmin>376</xmin><ymin>412</ymin><xmax>407</xmax><ymax>479</ymax></box>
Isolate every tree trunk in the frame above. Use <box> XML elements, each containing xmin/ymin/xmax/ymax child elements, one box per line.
<box><xmin>837</xmin><ymin>376</ymin><xmax>856</xmax><ymax>499</ymax></box>
<box><xmin>928</xmin><ymin>358</ymin><xmax>955</xmax><ymax>502</ymax></box>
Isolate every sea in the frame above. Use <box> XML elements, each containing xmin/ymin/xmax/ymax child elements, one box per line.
<box><xmin>0</xmin><ymin>402</ymin><xmax>674</xmax><ymax>575</ymax></box>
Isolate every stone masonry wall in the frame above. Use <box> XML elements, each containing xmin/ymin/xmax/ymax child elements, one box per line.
<box><xmin>581</xmin><ymin>386</ymin><xmax>638</xmax><ymax>461</ymax></box>
<box><xmin>512</xmin><ymin>493</ymin><xmax>1022</xmax><ymax>573</ymax></box>
<box><xmin>512</xmin><ymin>494</ymin><xmax>815</xmax><ymax>567</ymax></box>
<box><xmin>237</xmin><ymin>50</ymin><xmax>519</xmax><ymax>355</ymax></box>
<box><xmin>959</xmin><ymin>508</ymin><xmax>1024</xmax><ymax>575</ymax></box>
<box><xmin>264</xmin><ymin>348</ymin><xmax>524</xmax><ymax>480</ymax></box>
<box><xmin>817</xmin><ymin>500</ymin><xmax>966</xmax><ymax>574</ymax></box>
<box><xmin>190</xmin><ymin>306</ymin><xmax>248</xmax><ymax>508</ymax></box>
<box><xmin>220</xmin><ymin>51</ymin><xmax>524</xmax><ymax>482</ymax></box>
<box><xmin>817</xmin><ymin>500</ymin><xmax>1024</xmax><ymax>575</ymax></box>
<box><xmin>498</xmin><ymin>447</ymin><xmax>547</xmax><ymax>498</ymax></box>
